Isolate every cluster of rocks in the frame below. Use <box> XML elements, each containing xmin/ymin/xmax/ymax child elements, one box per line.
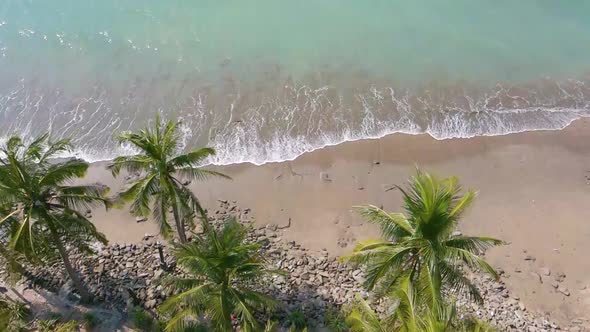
<box><xmin>456</xmin><ymin>271</ymin><xmax>573</xmax><ymax>332</ymax></box>
<box><xmin>6</xmin><ymin>201</ymin><xmax>587</xmax><ymax>331</ymax></box>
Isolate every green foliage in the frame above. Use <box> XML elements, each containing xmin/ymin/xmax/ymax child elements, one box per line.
<box><xmin>263</xmin><ymin>320</ymin><xmax>279</xmax><ymax>332</ymax></box>
<box><xmin>342</xmin><ymin>170</ymin><xmax>502</xmax><ymax>306</ymax></box>
<box><xmin>54</xmin><ymin>320</ymin><xmax>81</xmax><ymax>332</ymax></box>
<box><xmin>345</xmin><ymin>278</ymin><xmax>468</xmax><ymax>332</ymax></box>
<box><xmin>0</xmin><ymin>295</ymin><xmax>30</xmax><ymax>332</ymax></box>
<box><xmin>108</xmin><ymin>115</ymin><xmax>230</xmax><ymax>243</ymax></box>
<box><xmin>324</xmin><ymin>306</ymin><xmax>349</xmax><ymax>332</ymax></box>
<box><xmin>342</xmin><ymin>170</ymin><xmax>503</xmax><ymax>331</ymax></box>
<box><xmin>158</xmin><ymin>216</ymin><xmax>278</xmax><ymax>332</ymax></box>
<box><xmin>287</xmin><ymin>309</ymin><xmax>307</xmax><ymax>331</ymax></box>
<box><xmin>83</xmin><ymin>312</ymin><xmax>99</xmax><ymax>329</ymax></box>
<box><xmin>0</xmin><ymin>134</ymin><xmax>111</xmax><ymax>302</ymax></box>
<box><xmin>37</xmin><ymin>318</ymin><xmax>60</xmax><ymax>332</ymax></box>
<box><xmin>37</xmin><ymin>315</ymin><xmax>79</xmax><ymax>332</ymax></box>
<box><xmin>131</xmin><ymin>307</ymin><xmax>163</xmax><ymax>332</ymax></box>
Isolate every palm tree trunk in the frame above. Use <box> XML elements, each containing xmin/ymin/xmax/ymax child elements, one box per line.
<box><xmin>171</xmin><ymin>203</ymin><xmax>187</xmax><ymax>243</ymax></box>
<box><xmin>48</xmin><ymin>226</ymin><xmax>92</xmax><ymax>303</ymax></box>
<box><xmin>220</xmin><ymin>282</ymin><xmax>233</xmax><ymax>332</ymax></box>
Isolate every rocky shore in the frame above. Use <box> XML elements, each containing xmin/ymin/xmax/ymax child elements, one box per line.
<box><xmin>8</xmin><ymin>201</ymin><xmax>587</xmax><ymax>331</ymax></box>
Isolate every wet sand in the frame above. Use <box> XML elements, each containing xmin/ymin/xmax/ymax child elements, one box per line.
<box><xmin>85</xmin><ymin>118</ymin><xmax>590</xmax><ymax>324</ymax></box>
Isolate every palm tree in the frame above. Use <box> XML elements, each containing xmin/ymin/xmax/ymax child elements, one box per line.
<box><xmin>0</xmin><ymin>206</ymin><xmax>26</xmax><ymax>283</ymax></box>
<box><xmin>108</xmin><ymin>116</ymin><xmax>230</xmax><ymax>243</ymax></box>
<box><xmin>342</xmin><ymin>170</ymin><xmax>502</xmax><ymax>306</ymax></box>
<box><xmin>0</xmin><ymin>293</ymin><xmax>30</xmax><ymax>332</ymax></box>
<box><xmin>0</xmin><ymin>134</ymin><xmax>111</xmax><ymax>303</ymax></box>
<box><xmin>159</xmin><ymin>216</ymin><xmax>278</xmax><ymax>332</ymax></box>
<box><xmin>345</xmin><ymin>279</ymin><xmax>494</xmax><ymax>332</ymax></box>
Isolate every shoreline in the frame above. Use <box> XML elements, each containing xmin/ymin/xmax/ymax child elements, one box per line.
<box><xmin>84</xmin><ymin>118</ymin><xmax>590</xmax><ymax>325</ymax></box>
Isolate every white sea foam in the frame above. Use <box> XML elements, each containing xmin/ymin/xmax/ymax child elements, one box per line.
<box><xmin>40</xmin><ymin>106</ymin><xmax>585</xmax><ymax>166</ymax></box>
<box><xmin>1</xmin><ymin>79</ymin><xmax>589</xmax><ymax>166</ymax></box>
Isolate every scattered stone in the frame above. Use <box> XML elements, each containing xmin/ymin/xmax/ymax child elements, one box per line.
<box><xmin>135</xmin><ymin>217</ymin><xmax>147</xmax><ymax>223</ymax></box>
<box><xmin>524</xmin><ymin>255</ymin><xmax>536</xmax><ymax>262</ymax></box>
<box><xmin>557</xmin><ymin>286</ymin><xmax>570</xmax><ymax>296</ymax></box>
<box><xmin>8</xmin><ymin>201</ymin><xmax>565</xmax><ymax>331</ymax></box>
<box><xmin>539</xmin><ymin>267</ymin><xmax>551</xmax><ymax>276</ymax></box>
<box><xmin>320</xmin><ymin>172</ymin><xmax>331</xmax><ymax>182</ymax></box>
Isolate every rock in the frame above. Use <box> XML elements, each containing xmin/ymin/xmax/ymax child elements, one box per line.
<box><xmin>524</xmin><ymin>255</ymin><xmax>536</xmax><ymax>261</ymax></box>
<box><xmin>320</xmin><ymin>172</ymin><xmax>331</xmax><ymax>182</ymax></box>
<box><xmin>136</xmin><ymin>217</ymin><xmax>147</xmax><ymax>223</ymax></box>
<box><xmin>557</xmin><ymin>286</ymin><xmax>570</xmax><ymax>296</ymax></box>
<box><xmin>182</xmin><ymin>180</ymin><xmax>191</xmax><ymax>186</ymax></box>
<box><xmin>15</xmin><ymin>200</ymin><xmax>565</xmax><ymax>331</ymax></box>
<box><xmin>145</xmin><ymin>299</ymin><xmax>157</xmax><ymax>309</ymax></box>
<box><xmin>94</xmin><ymin>264</ymin><xmax>105</xmax><ymax>274</ymax></box>
<box><xmin>539</xmin><ymin>267</ymin><xmax>551</xmax><ymax>276</ymax></box>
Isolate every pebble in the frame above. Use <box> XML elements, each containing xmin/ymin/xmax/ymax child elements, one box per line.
<box><xmin>13</xmin><ymin>201</ymin><xmax>568</xmax><ymax>331</ymax></box>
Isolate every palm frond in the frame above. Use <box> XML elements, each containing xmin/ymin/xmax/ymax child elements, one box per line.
<box><xmin>170</xmin><ymin>148</ymin><xmax>216</xmax><ymax>168</ymax></box>
<box><xmin>346</xmin><ymin>295</ymin><xmax>386</xmax><ymax>332</ymax></box>
<box><xmin>355</xmin><ymin>205</ymin><xmax>413</xmax><ymax>239</ymax></box>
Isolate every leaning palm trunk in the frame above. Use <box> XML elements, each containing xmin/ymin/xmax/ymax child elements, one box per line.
<box><xmin>170</xmin><ymin>194</ymin><xmax>187</xmax><ymax>243</ymax></box>
<box><xmin>0</xmin><ymin>134</ymin><xmax>111</xmax><ymax>304</ymax></box>
<box><xmin>48</xmin><ymin>224</ymin><xmax>91</xmax><ymax>302</ymax></box>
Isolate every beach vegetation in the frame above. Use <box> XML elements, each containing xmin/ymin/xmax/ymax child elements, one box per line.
<box><xmin>158</xmin><ymin>216</ymin><xmax>277</xmax><ymax>331</ymax></box>
<box><xmin>324</xmin><ymin>306</ymin><xmax>349</xmax><ymax>332</ymax></box>
<box><xmin>342</xmin><ymin>170</ymin><xmax>502</xmax><ymax>304</ymax></box>
<box><xmin>109</xmin><ymin>115</ymin><xmax>230</xmax><ymax>243</ymax></box>
<box><xmin>342</xmin><ymin>170</ymin><xmax>502</xmax><ymax>332</ymax></box>
<box><xmin>0</xmin><ymin>134</ymin><xmax>111</xmax><ymax>303</ymax></box>
<box><xmin>287</xmin><ymin>308</ymin><xmax>307</xmax><ymax>331</ymax></box>
<box><xmin>0</xmin><ymin>294</ymin><xmax>30</xmax><ymax>331</ymax></box>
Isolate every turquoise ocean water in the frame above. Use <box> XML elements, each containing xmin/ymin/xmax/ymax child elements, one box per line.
<box><xmin>1</xmin><ymin>1</ymin><xmax>590</xmax><ymax>164</ymax></box>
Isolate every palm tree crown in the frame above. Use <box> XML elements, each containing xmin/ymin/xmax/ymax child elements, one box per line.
<box><xmin>159</xmin><ymin>216</ymin><xmax>277</xmax><ymax>332</ymax></box>
<box><xmin>343</xmin><ymin>170</ymin><xmax>502</xmax><ymax>305</ymax></box>
<box><xmin>108</xmin><ymin>116</ymin><xmax>230</xmax><ymax>243</ymax></box>
<box><xmin>0</xmin><ymin>134</ymin><xmax>111</xmax><ymax>302</ymax></box>
<box><xmin>346</xmin><ymin>278</ymin><xmax>495</xmax><ymax>332</ymax></box>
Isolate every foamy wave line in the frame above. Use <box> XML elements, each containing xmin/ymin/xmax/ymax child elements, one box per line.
<box><xmin>30</xmin><ymin>106</ymin><xmax>585</xmax><ymax>166</ymax></box>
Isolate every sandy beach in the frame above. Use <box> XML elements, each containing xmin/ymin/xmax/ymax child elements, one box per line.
<box><xmin>85</xmin><ymin>118</ymin><xmax>590</xmax><ymax>325</ymax></box>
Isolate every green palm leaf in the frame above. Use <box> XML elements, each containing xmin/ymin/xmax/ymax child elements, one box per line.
<box><xmin>344</xmin><ymin>169</ymin><xmax>502</xmax><ymax>308</ymax></box>
<box><xmin>0</xmin><ymin>134</ymin><xmax>111</xmax><ymax>303</ymax></box>
<box><xmin>109</xmin><ymin>116</ymin><xmax>230</xmax><ymax>243</ymax></box>
<box><xmin>159</xmin><ymin>216</ymin><xmax>277</xmax><ymax>331</ymax></box>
